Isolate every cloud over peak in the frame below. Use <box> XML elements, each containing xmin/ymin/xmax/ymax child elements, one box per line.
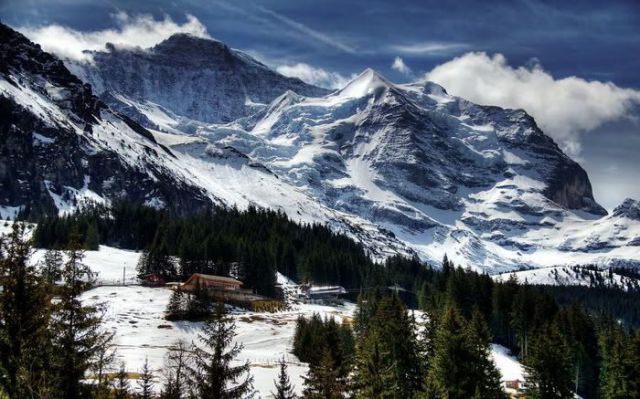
<box><xmin>17</xmin><ymin>12</ymin><xmax>211</xmax><ymax>62</ymax></box>
<box><xmin>424</xmin><ymin>52</ymin><xmax>640</xmax><ymax>157</ymax></box>
<box><xmin>391</xmin><ymin>56</ymin><xmax>412</xmax><ymax>76</ymax></box>
<box><xmin>276</xmin><ymin>63</ymin><xmax>353</xmax><ymax>89</ymax></box>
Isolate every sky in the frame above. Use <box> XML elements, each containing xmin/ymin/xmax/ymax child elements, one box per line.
<box><xmin>1</xmin><ymin>0</ymin><xmax>639</xmax><ymax>210</ymax></box>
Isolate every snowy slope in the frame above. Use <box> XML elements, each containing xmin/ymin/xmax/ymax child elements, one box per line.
<box><xmin>68</xmin><ymin>246</ymin><xmax>523</xmax><ymax>396</ymax></box>
<box><xmin>493</xmin><ymin>264</ymin><xmax>640</xmax><ymax>291</ymax></box>
<box><xmin>175</xmin><ymin>69</ymin><xmax>638</xmax><ymax>272</ymax></box>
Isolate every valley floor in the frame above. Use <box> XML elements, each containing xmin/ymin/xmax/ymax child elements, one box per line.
<box><xmin>60</xmin><ymin>245</ymin><xmax>524</xmax><ymax>395</ymax></box>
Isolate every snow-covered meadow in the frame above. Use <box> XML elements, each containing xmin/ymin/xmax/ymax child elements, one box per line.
<box><xmin>53</xmin><ymin>245</ymin><xmax>524</xmax><ymax>396</ymax></box>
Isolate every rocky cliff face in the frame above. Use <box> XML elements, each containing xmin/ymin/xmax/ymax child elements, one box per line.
<box><xmin>67</xmin><ymin>34</ymin><xmax>328</xmax><ymax>124</ymax></box>
<box><xmin>0</xmin><ymin>24</ymin><xmax>212</xmax><ymax>217</ymax></box>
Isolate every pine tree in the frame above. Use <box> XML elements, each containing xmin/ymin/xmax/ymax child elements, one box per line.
<box><xmin>425</xmin><ymin>306</ymin><xmax>475</xmax><ymax>399</ymax></box>
<box><xmin>352</xmin><ymin>329</ymin><xmax>393</xmax><ymax>398</ymax></box>
<box><xmin>85</xmin><ymin>221</ymin><xmax>100</xmax><ymax>250</ymax></box>
<box><xmin>41</xmin><ymin>248</ymin><xmax>63</xmax><ymax>285</ymax></box>
<box><xmin>188</xmin><ymin>304</ymin><xmax>255</xmax><ymax>398</ymax></box>
<box><xmin>162</xmin><ymin>340</ymin><xmax>191</xmax><ymax>399</ymax></box>
<box><xmin>186</xmin><ymin>281</ymin><xmax>212</xmax><ymax>320</ymax></box>
<box><xmin>599</xmin><ymin>323</ymin><xmax>631</xmax><ymax>399</ymax></box>
<box><xmin>166</xmin><ymin>288</ymin><xmax>186</xmax><ymax>320</ymax></box>
<box><xmin>114</xmin><ymin>361</ymin><xmax>130</xmax><ymax>399</ymax></box>
<box><xmin>524</xmin><ymin>322</ymin><xmax>574</xmax><ymax>399</ymax></box>
<box><xmin>626</xmin><ymin>331</ymin><xmax>640</xmax><ymax>398</ymax></box>
<box><xmin>271</xmin><ymin>356</ymin><xmax>297</xmax><ymax>399</ymax></box>
<box><xmin>463</xmin><ymin>308</ymin><xmax>506</xmax><ymax>399</ymax></box>
<box><xmin>352</xmin><ymin>295</ymin><xmax>423</xmax><ymax>398</ymax></box>
<box><xmin>51</xmin><ymin>238</ymin><xmax>113</xmax><ymax>399</ymax></box>
<box><xmin>138</xmin><ymin>357</ymin><xmax>155</xmax><ymax>399</ymax></box>
<box><xmin>0</xmin><ymin>223</ymin><xmax>54</xmax><ymax>398</ymax></box>
<box><xmin>302</xmin><ymin>348</ymin><xmax>346</xmax><ymax>399</ymax></box>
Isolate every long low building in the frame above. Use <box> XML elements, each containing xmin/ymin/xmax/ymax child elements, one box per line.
<box><xmin>296</xmin><ymin>284</ymin><xmax>347</xmax><ymax>302</ymax></box>
<box><xmin>181</xmin><ymin>273</ymin><xmax>243</xmax><ymax>291</ymax></box>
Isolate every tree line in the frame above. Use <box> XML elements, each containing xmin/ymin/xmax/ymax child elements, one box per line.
<box><xmin>290</xmin><ymin>265</ymin><xmax>640</xmax><ymax>399</ymax></box>
<box><xmin>32</xmin><ymin>202</ymin><xmax>389</xmax><ymax>297</ymax></box>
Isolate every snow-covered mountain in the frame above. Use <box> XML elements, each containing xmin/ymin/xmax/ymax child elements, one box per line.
<box><xmin>0</xmin><ymin>24</ymin><xmax>407</xmax><ymax>257</ymax></box>
<box><xmin>2</xmin><ymin>24</ymin><xmax>639</xmax><ymax>273</ymax></box>
<box><xmin>66</xmin><ymin>33</ymin><xmax>328</xmax><ymax>126</ymax></box>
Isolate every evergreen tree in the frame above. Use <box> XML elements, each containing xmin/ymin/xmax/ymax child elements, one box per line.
<box><xmin>188</xmin><ymin>304</ymin><xmax>255</xmax><ymax>398</ymax></box>
<box><xmin>114</xmin><ymin>361</ymin><xmax>130</xmax><ymax>399</ymax></box>
<box><xmin>554</xmin><ymin>305</ymin><xmax>599</xmax><ymax>398</ymax></box>
<box><xmin>352</xmin><ymin>329</ymin><xmax>393</xmax><ymax>398</ymax></box>
<box><xmin>186</xmin><ymin>281</ymin><xmax>212</xmax><ymax>320</ymax></box>
<box><xmin>626</xmin><ymin>331</ymin><xmax>640</xmax><ymax>398</ymax></box>
<box><xmin>41</xmin><ymin>248</ymin><xmax>63</xmax><ymax>285</ymax></box>
<box><xmin>138</xmin><ymin>357</ymin><xmax>155</xmax><ymax>399</ymax></box>
<box><xmin>51</xmin><ymin>238</ymin><xmax>113</xmax><ymax>399</ymax></box>
<box><xmin>302</xmin><ymin>348</ymin><xmax>346</xmax><ymax>399</ymax></box>
<box><xmin>166</xmin><ymin>288</ymin><xmax>186</xmax><ymax>320</ymax></box>
<box><xmin>271</xmin><ymin>356</ymin><xmax>297</xmax><ymax>399</ymax></box>
<box><xmin>524</xmin><ymin>322</ymin><xmax>574</xmax><ymax>399</ymax></box>
<box><xmin>425</xmin><ymin>305</ymin><xmax>497</xmax><ymax>399</ymax></box>
<box><xmin>85</xmin><ymin>220</ymin><xmax>100</xmax><ymax>250</ymax></box>
<box><xmin>352</xmin><ymin>295</ymin><xmax>424</xmax><ymax>398</ymax></box>
<box><xmin>599</xmin><ymin>323</ymin><xmax>632</xmax><ymax>399</ymax></box>
<box><xmin>464</xmin><ymin>308</ymin><xmax>506</xmax><ymax>399</ymax></box>
<box><xmin>0</xmin><ymin>223</ymin><xmax>53</xmax><ymax>398</ymax></box>
<box><xmin>162</xmin><ymin>340</ymin><xmax>191</xmax><ymax>399</ymax></box>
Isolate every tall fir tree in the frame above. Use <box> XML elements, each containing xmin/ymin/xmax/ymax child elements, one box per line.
<box><xmin>51</xmin><ymin>238</ymin><xmax>113</xmax><ymax>399</ymax></box>
<box><xmin>425</xmin><ymin>305</ymin><xmax>504</xmax><ymax>399</ymax></box>
<box><xmin>463</xmin><ymin>308</ymin><xmax>506</xmax><ymax>399</ymax></box>
<box><xmin>138</xmin><ymin>357</ymin><xmax>155</xmax><ymax>399</ymax></box>
<box><xmin>0</xmin><ymin>223</ymin><xmax>54</xmax><ymax>398</ymax></box>
<box><xmin>599</xmin><ymin>323</ymin><xmax>632</xmax><ymax>399</ymax></box>
<box><xmin>162</xmin><ymin>340</ymin><xmax>191</xmax><ymax>399</ymax></box>
<box><xmin>524</xmin><ymin>322</ymin><xmax>574</xmax><ymax>399</ymax></box>
<box><xmin>352</xmin><ymin>295</ymin><xmax>424</xmax><ymax>398</ymax></box>
<box><xmin>188</xmin><ymin>304</ymin><xmax>255</xmax><ymax>398</ymax></box>
<box><xmin>271</xmin><ymin>356</ymin><xmax>297</xmax><ymax>399</ymax></box>
<box><xmin>41</xmin><ymin>248</ymin><xmax>63</xmax><ymax>285</ymax></box>
<box><xmin>114</xmin><ymin>361</ymin><xmax>130</xmax><ymax>399</ymax></box>
<box><xmin>302</xmin><ymin>348</ymin><xmax>346</xmax><ymax>399</ymax></box>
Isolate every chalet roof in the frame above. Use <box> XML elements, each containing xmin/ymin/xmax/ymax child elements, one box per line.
<box><xmin>186</xmin><ymin>273</ymin><xmax>243</xmax><ymax>286</ymax></box>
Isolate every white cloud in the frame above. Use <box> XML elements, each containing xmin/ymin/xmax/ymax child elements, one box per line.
<box><xmin>17</xmin><ymin>12</ymin><xmax>211</xmax><ymax>62</ymax></box>
<box><xmin>390</xmin><ymin>41</ymin><xmax>467</xmax><ymax>55</ymax></box>
<box><xmin>424</xmin><ymin>52</ymin><xmax>640</xmax><ymax>157</ymax></box>
<box><xmin>276</xmin><ymin>63</ymin><xmax>353</xmax><ymax>89</ymax></box>
<box><xmin>391</xmin><ymin>56</ymin><xmax>412</xmax><ymax>76</ymax></box>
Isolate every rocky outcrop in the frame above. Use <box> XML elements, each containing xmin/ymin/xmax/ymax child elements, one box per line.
<box><xmin>613</xmin><ymin>198</ymin><xmax>640</xmax><ymax>220</ymax></box>
<box><xmin>68</xmin><ymin>33</ymin><xmax>329</xmax><ymax>124</ymax></box>
<box><xmin>543</xmin><ymin>160</ymin><xmax>607</xmax><ymax>215</ymax></box>
<box><xmin>0</xmin><ymin>23</ymin><xmax>213</xmax><ymax>217</ymax></box>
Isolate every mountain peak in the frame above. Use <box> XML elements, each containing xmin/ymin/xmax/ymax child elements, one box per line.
<box><xmin>334</xmin><ymin>68</ymin><xmax>394</xmax><ymax>99</ymax></box>
<box><xmin>152</xmin><ymin>33</ymin><xmax>231</xmax><ymax>60</ymax></box>
<box><xmin>613</xmin><ymin>198</ymin><xmax>640</xmax><ymax>220</ymax></box>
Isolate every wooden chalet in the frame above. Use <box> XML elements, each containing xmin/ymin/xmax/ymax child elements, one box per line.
<box><xmin>180</xmin><ymin>273</ymin><xmax>243</xmax><ymax>292</ymax></box>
